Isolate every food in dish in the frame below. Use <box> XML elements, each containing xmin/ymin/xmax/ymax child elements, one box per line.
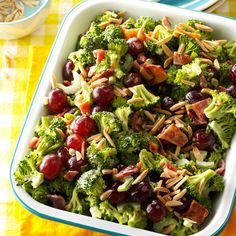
<box><xmin>14</xmin><ymin>11</ymin><xmax>236</xmax><ymax>235</ymax></box>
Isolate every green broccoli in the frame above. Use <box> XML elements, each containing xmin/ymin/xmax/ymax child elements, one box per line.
<box><xmin>87</xmin><ymin>142</ymin><xmax>118</xmax><ymax>169</ymax></box>
<box><xmin>223</xmin><ymin>40</ymin><xmax>236</xmax><ymax>63</ymax></box>
<box><xmin>121</xmin><ymin>54</ymin><xmax>134</xmax><ymax>73</ymax></box>
<box><xmin>65</xmin><ymin>187</ymin><xmax>89</xmax><ymax>214</ymax></box>
<box><xmin>179</xmin><ymin>35</ymin><xmax>200</xmax><ymax>58</ymax></box>
<box><xmin>218</xmin><ymin>62</ymin><xmax>232</xmax><ymax>86</ymax></box>
<box><xmin>92</xmin><ymin>111</ymin><xmax>122</xmax><ymax>134</ymax></box>
<box><xmin>139</xmin><ymin>149</ymin><xmax>168</xmax><ymax>173</ymax></box>
<box><xmin>14</xmin><ymin>151</ymin><xmax>44</xmax><ymax>189</ymax></box>
<box><xmin>134</xmin><ymin>16</ymin><xmax>160</xmax><ymax>33</ymax></box>
<box><xmin>95</xmin><ymin>11</ymin><xmax>118</xmax><ymax>24</ymax></box>
<box><xmin>79</xmin><ymin>22</ymin><xmax>105</xmax><ymax>50</ymax></box>
<box><xmin>68</xmin><ymin>48</ymin><xmax>95</xmax><ymax>70</ymax></box>
<box><xmin>102</xmin><ymin>24</ymin><xmax>124</xmax><ymax>43</ymax></box>
<box><xmin>117</xmin><ymin>202</ymin><xmax>148</xmax><ymax>229</ymax></box>
<box><xmin>115</xmin><ymin>106</ymin><xmax>133</xmax><ymax>131</ymax></box>
<box><xmin>108</xmin><ymin>39</ymin><xmax>128</xmax><ymax>57</ymax></box>
<box><xmin>128</xmin><ymin>84</ymin><xmax>160</xmax><ymax>109</ymax></box>
<box><xmin>208</xmin><ymin>146</ymin><xmax>225</xmax><ymax>169</ymax></box>
<box><xmin>111</xmin><ymin>96</ymin><xmax>128</xmax><ymax>109</ymax></box>
<box><xmin>184</xmin><ymin>169</ymin><xmax>224</xmax><ymax>208</ymax></box>
<box><xmin>76</xmin><ymin>169</ymin><xmax>106</xmax><ymax>200</ymax></box>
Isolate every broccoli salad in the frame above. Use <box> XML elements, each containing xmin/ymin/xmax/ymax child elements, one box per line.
<box><xmin>14</xmin><ymin>11</ymin><xmax>236</xmax><ymax>235</ymax></box>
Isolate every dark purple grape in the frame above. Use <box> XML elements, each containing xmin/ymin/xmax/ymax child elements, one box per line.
<box><xmin>174</xmin><ymin>194</ymin><xmax>193</xmax><ymax>213</ymax></box>
<box><xmin>229</xmin><ymin>64</ymin><xmax>236</xmax><ymax>86</ymax></box>
<box><xmin>161</xmin><ymin>97</ymin><xmax>175</xmax><ymax>110</ymax></box>
<box><xmin>146</xmin><ymin>200</ymin><xmax>167</xmax><ymax>222</ymax></box>
<box><xmin>185</xmin><ymin>90</ymin><xmax>207</xmax><ymax>104</ymax></box>
<box><xmin>124</xmin><ymin>73</ymin><xmax>143</xmax><ymax>88</ymax></box>
<box><xmin>137</xmin><ymin>53</ymin><xmax>148</xmax><ymax>64</ymax></box>
<box><xmin>92</xmin><ymin>105</ymin><xmax>107</xmax><ymax>114</ymax></box>
<box><xmin>108</xmin><ymin>190</ymin><xmax>128</xmax><ymax>205</ymax></box>
<box><xmin>127</xmin><ymin>37</ymin><xmax>144</xmax><ymax>56</ymax></box>
<box><xmin>48</xmin><ymin>89</ymin><xmax>68</xmax><ymax>113</ymax></box>
<box><xmin>67</xmin><ymin>155</ymin><xmax>87</xmax><ymax>171</ymax></box>
<box><xmin>57</xmin><ymin>147</ymin><xmax>70</xmax><ymax>168</ymax></box>
<box><xmin>208</xmin><ymin>65</ymin><xmax>220</xmax><ymax>79</ymax></box>
<box><xmin>130</xmin><ymin>181</ymin><xmax>152</xmax><ymax>203</ymax></box>
<box><xmin>63</xmin><ymin>60</ymin><xmax>75</xmax><ymax>81</ymax></box>
<box><xmin>226</xmin><ymin>85</ymin><xmax>236</xmax><ymax>99</ymax></box>
<box><xmin>193</xmin><ymin>129</ymin><xmax>215</xmax><ymax>151</ymax></box>
<box><xmin>92</xmin><ymin>85</ymin><xmax>114</xmax><ymax>106</ymax></box>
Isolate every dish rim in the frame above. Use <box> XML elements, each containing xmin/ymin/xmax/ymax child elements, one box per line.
<box><xmin>9</xmin><ymin>0</ymin><xmax>236</xmax><ymax>235</ymax></box>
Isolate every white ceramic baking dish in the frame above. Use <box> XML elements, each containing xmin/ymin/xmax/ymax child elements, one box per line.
<box><xmin>10</xmin><ymin>0</ymin><xmax>236</xmax><ymax>235</ymax></box>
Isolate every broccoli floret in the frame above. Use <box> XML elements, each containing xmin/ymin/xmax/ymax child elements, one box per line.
<box><xmin>179</xmin><ymin>35</ymin><xmax>200</xmax><ymax>58</ymax></box>
<box><xmin>68</xmin><ymin>49</ymin><xmax>95</xmax><ymax>70</ymax></box>
<box><xmin>204</xmin><ymin>90</ymin><xmax>236</xmax><ymax>120</ymax></box>
<box><xmin>184</xmin><ymin>169</ymin><xmax>224</xmax><ymax>208</ymax></box>
<box><xmin>14</xmin><ymin>151</ymin><xmax>44</xmax><ymax>189</ymax></box>
<box><xmin>121</xmin><ymin>54</ymin><xmax>134</xmax><ymax>73</ymax></box>
<box><xmin>186</xmin><ymin>19</ymin><xmax>212</xmax><ymax>40</ymax></box>
<box><xmin>128</xmin><ymin>84</ymin><xmax>160</xmax><ymax>109</ymax></box>
<box><xmin>208</xmin><ymin>117</ymin><xmax>236</xmax><ymax>149</ymax></box>
<box><xmin>95</xmin><ymin>11</ymin><xmax>117</xmax><ymax>24</ymax></box>
<box><xmin>92</xmin><ymin>111</ymin><xmax>122</xmax><ymax>134</ymax></box>
<box><xmin>76</xmin><ymin>169</ymin><xmax>106</xmax><ymax>199</ymax></box>
<box><xmin>98</xmin><ymin>200</ymin><xmax>127</xmax><ymax>224</ymax></box>
<box><xmin>218</xmin><ymin>62</ymin><xmax>232</xmax><ymax>86</ymax></box>
<box><xmin>108</xmin><ymin>39</ymin><xmax>128</xmax><ymax>57</ymax></box>
<box><xmin>65</xmin><ymin>187</ymin><xmax>89</xmax><ymax>214</ymax></box>
<box><xmin>134</xmin><ymin>16</ymin><xmax>160</xmax><ymax>33</ymax></box>
<box><xmin>208</xmin><ymin>146</ymin><xmax>224</xmax><ymax>169</ymax></box>
<box><xmin>115</xmin><ymin>106</ymin><xmax>133</xmax><ymax>131</ymax></box>
<box><xmin>223</xmin><ymin>40</ymin><xmax>236</xmax><ymax>63</ymax></box>
<box><xmin>111</xmin><ymin>96</ymin><xmax>128</xmax><ymax>109</ymax></box>
<box><xmin>87</xmin><ymin>142</ymin><xmax>118</xmax><ymax>169</ymax></box>
<box><xmin>139</xmin><ymin>149</ymin><xmax>168</xmax><ymax>173</ymax></box>
<box><xmin>79</xmin><ymin>22</ymin><xmax>105</xmax><ymax>50</ymax></box>
<box><xmin>102</xmin><ymin>24</ymin><xmax>124</xmax><ymax>42</ymax></box>
<box><xmin>117</xmin><ymin>202</ymin><xmax>148</xmax><ymax>229</ymax></box>
<box><xmin>153</xmin><ymin>213</ymin><xmax>198</xmax><ymax>236</ymax></box>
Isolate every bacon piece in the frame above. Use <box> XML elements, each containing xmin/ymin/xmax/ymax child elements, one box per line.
<box><xmin>159</xmin><ymin>124</ymin><xmax>188</xmax><ymax>147</ymax></box>
<box><xmin>142</xmin><ymin>64</ymin><xmax>168</xmax><ymax>85</ymax></box>
<box><xmin>47</xmin><ymin>194</ymin><xmax>66</xmax><ymax>210</ymax></box>
<box><xmin>64</xmin><ymin>170</ymin><xmax>79</xmax><ymax>182</ymax></box>
<box><xmin>115</xmin><ymin>162</ymin><xmax>142</xmax><ymax>179</ymax></box>
<box><xmin>149</xmin><ymin>141</ymin><xmax>159</xmax><ymax>153</ymax></box>
<box><xmin>182</xmin><ymin>200</ymin><xmax>209</xmax><ymax>225</ymax></box>
<box><xmin>89</xmin><ymin>67</ymin><xmax>114</xmax><ymax>84</ymax></box>
<box><xmin>173</xmin><ymin>52</ymin><xmax>191</xmax><ymax>65</ymax></box>
<box><xmin>186</xmin><ymin>98</ymin><xmax>211</xmax><ymax>125</ymax></box>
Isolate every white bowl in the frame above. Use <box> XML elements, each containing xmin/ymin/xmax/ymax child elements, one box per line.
<box><xmin>0</xmin><ymin>0</ymin><xmax>51</xmax><ymax>40</ymax></box>
<box><xmin>10</xmin><ymin>0</ymin><xmax>236</xmax><ymax>235</ymax></box>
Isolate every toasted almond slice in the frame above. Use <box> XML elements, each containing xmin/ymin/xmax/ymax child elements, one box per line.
<box><xmin>200</xmin><ymin>58</ymin><xmax>213</xmax><ymax>64</ymax></box>
<box><xmin>81</xmin><ymin>141</ymin><xmax>86</xmax><ymax>160</ymax></box>
<box><xmin>155</xmin><ymin>186</ymin><xmax>170</xmax><ymax>193</ymax></box>
<box><xmin>169</xmin><ymin>189</ymin><xmax>181</xmax><ymax>196</ymax></box>
<box><xmin>199</xmin><ymin>177</ymin><xmax>206</xmax><ymax>194</ymax></box>
<box><xmin>164</xmin><ymin>167</ymin><xmax>178</xmax><ymax>178</ymax></box>
<box><xmin>214</xmin><ymin>59</ymin><xmax>220</xmax><ymax>70</ymax></box>
<box><xmin>163</xmin><ymin>194</ymin><xmax>172</xmax><ymax>202</ymax></box>
<box><xmin>175</xmin><ymin>146</ymin><xmax>181</xmax><ymax>156</ymax></box>
<box><xmin>177</xmin><ymin>43</ymin><xmax>185</xmax><ymax>54</ymax></box>
<box><xmin>173</xmin><ymin>188</ymin><xmax>187</xmax><ymax>201</ymax></box>
<box><xmin>90</xmin><ymin>77</ymin><xmax>108</xmax><ymax>88</ymax></box>
<box><xmin>160</xmin><ymin>172</ymin><xmax>171</xmax><ymax>179</ymax></box>
<box><xmin>181</xmin><ymin>79</ymin><xmax>195</xmax><ymax>87</ymax></box>
<box><xmin>50</xmin><ymin>74</ymin><xmax>58</xmax><ymax>89</ymax></box>
<box><xmin>117</xmin><ymin>10</ymin><xmax>126</xmax><ymax>16</ymax></box>
<box><xmin>169</xmin><ymin>101</ymin><xmax>186</xmax><ymax>112</ymax></box>
<box><xmin>166</xmin><ymin>175</ymin><xmax>183</xmax><ymax>188</ymax></box>
<box><xmin>87</xmin><ymin>133</ymin><xmax>103</xmax><ymax>142</ymax></box>
<box><xmin>175</xmin><ymin>26</ymin><xmax>201</xmax><ymax>39</ymax></box>
<box><xmin>149</xmin><ymin>115</ymin><xmax>165</xmax><ymax>135</ymax></box>
<box><xmin>165</xmin><ymin>200</ymin><xmax>183</xmax><ymax>207</ymax></box>
<box><xmin>144</xmin><ymin>110</ymin><xmax>156</xmax><ymax>123</ymax></box>
<box><xmin>122</xmin><ymin>88</ymin><xmax>132</xmax><ymax>97</ymax></box>
<box><xmin>127</xmin><ymin>97</ymin><xmax>144</xmax><ymax>104</ymax></box>
<box><xmin>102</xmin><ymin>169</ymin><xmax>114</xmax><ymax>175</ymax></box>
<box><xmin>98</xmin><ymin>20</ymin><xmax>111</xmax><ymax>28</ymax></box>
<box><xmin>132</xmin><ymin>169</ymin><xmax>149</xmax><ymax>185</ymax></box>
<box><xmin>75</xmin><ymin>151</ymin><xmax>82</xmax><ymax>161</ymax></box>
<box><xmin>157</xmin><ymin>195</ymin><xmax>167</xmax><ymax>205</ymax></box>
<box><xmin>100</xmin><ymin>189</ymin><xmax>113</xmax><ymax>201</ymax></box>
<box><xmin>178</xmin><ymin>22</ymin><xmax>195</xmax><ymax>32</ymax></box>
<box><xmin>195</xmin><ymin>38</ymin><xmax>209</xmax><ymax>53</ymax></box>
<box><xmin>174</xmin><ymin>108</ymin><xmax>186</xmax><ymax>115</ymax></box>
<box><xmin>201</xmin><ymin>88</ymin><xmax>213</xmax><ymax>95</ymax></box>
<box><xmin>166</xmin><ymin>150</ymin><xmax>179</xmax><ymax>161</ymax></box>
<box><xmin>187</xmin><ymin>126</ymin><xmax>193</xmax><ymax>139</ymax></box>
<box><xmin>55</xmin><ymin>128</ymin><xmax>65</xmax><ymax>139</ymax></box>
<box><xmin>104</xmin><ymin>10</ymin><xmax>117</xmax><ymax>17</ymax></box>
<box><xmin>113</xmin><ymin>168</ymin><xmax>118</xmax><ymax>174</ymax></box>
<box><xmin>183</xmin><ymin>217</ymin><xmax>198</xmax><ymax>224</ymax></box>
<box><xmin>161</xmin><ymin>16</ymin><xmax>171</xmax><ymax>30</ymax></box>
<box><xmin>152</xmin><ymin>107</ymin><xmax>172</xmax><ymax>115</ymax></box>
<box><xmin>157</xmin><ymin>180</ymin><xmax>163</xmax><ymax>188</ymax></box>
<box><xmin>195</xmin><ymin>23</ymin><xmax>213</xmax><ymax>32</ymax></box>
<box><xmin>192</xmin><ymin>145</ymin><xmax>203</xmax><ymax>161</ymax></box>
<box><xmin>110</xmin><ymin>17</ymin><xmax>122</xmax><ymax>25</ymax></box>
<box><xmin>158</xmin><ymin>35</ymin><xmax>173</xmax><ymax>45</ymax></box>
<box><xmin>216</xmin><ymin>39</ymin><xmax>228</xmax><ymax>45</ymax></box>
<box><xmin>164</xmin><ymin>56</ymin><xmax>173</xmax><ymax>68</ymax></box>
<box><xmin>173</xmin><ymin>175</ymin><xmax>189</xmax><ymax>191</ymax></box>
<box><xmin>96</xmin><ymin>138</ymin><xmax>107</xmax><ymax>150</ymax></box>
<box><xmin>162</xmin><ymin>44</ymin><xmax>173</xmax><ymax>57</ymax></box>
<box><xmin>103</xmin><ymin>128</ymin><xmax>116</xmax><ymax>148</ymax></box>
<box><xmin>202</xmin><ymin>41</ymin><xmax>214</xmax><ymax>51</ymax></box>
<box><xmin>161</xmin><ymin>224</ymin><xmax>176</xmax><ymax>235</ymax></box>
<box><xmin>114</xmin><ymin>85</ymin><xmax>127</xmax><ymax>97</ymax></box>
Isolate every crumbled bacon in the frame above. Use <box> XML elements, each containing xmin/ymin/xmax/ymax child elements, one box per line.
<box><xmin>173</xmin><ymin>52</ymin><xmax>191</xmax><ymax>65</ymax></box>
<box><xmin>47</xmin><ymin>194</ymin><xmax>66</xmax><ymax>210</ymax></box>
<box><xmin>64</xmin><ymin>170</ymin><xmax>79</xmax><ymax>182</ymax></box>
<box><xmin>115</xmin><ymin>162</ymin><xmax>142</xmax><ymax>179</ymax></box>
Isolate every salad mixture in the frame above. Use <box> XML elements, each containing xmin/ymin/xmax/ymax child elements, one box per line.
<box><xmin>14</xmin><ymin>11</ymin><xmax>236</xmax><ymax>235</ymax></box>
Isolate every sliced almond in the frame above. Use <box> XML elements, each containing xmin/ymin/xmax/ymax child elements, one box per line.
<box><xmin>169</xmin><ymin>101</ymin><xmax>186</xmax><ymax>112</ymax></box>
<box><xmin>161</xmin><ymin>16</ymin><xmax>172</xmax><ymax>30</ymax></box>
<box><xmin>172</xmin><ymin>175</ymin><xmax>189</xmax><ymax>191</ymax></box>
<box><xmin>162</xmin><ymin>44</ymin><xmax>173</xmax><ymax>57</ymax></box>
<box><xmin>161</xmin><ymin>224</ymin><xmax>176</xmax><ymax>235</ymax></box>
<box><xmin>195</xmin><ymin>38</ymin><xmax>209</xmax><ymax>53</ymax></box>
<box><xmin>192</xmin><ymin>145</ymin><xmax>203</xmax><ymax>161</ymax></box>
<box><xmin>149</xmin><ymin>115</ymin><xmax>165</xmax><ymax>135</ymax></box>
<box><xmin>173</xmin><ymin>188</ymin><xmax>187</xmax><ymax>201</ymax></box>
<box><xmin>102</xmin><ymin>169</ymin><xmax>114</xmax><ymax>175</ymax></box>
<box><xmin>152</xmin><ymin>107</ymin><xmax>172</xmax><ymax>115</ymax></box>
<box><xmin>87</xmin><ymin>133</ymin><xmax>103</xmax><ymax>142</ymax></box>
<box><xmin>166</xmin><ymin>175</ymin><xmax>183</xmax><ymax>188</ymax></box>
<box><xmin>195</xmin><ymin>23</ymin><xmax>213</xmax><ymax>32</ymax></box>
<box><xmin>50</xmin><ymin>74</ymin><xmax>58</xmax><ymax>89</ymax></box>
<box><xmin>164</xmin><ymin>55</ymin><xmax>173</xmax><ymax>68</ymax></box>
<box><xmin>132</xmin><ymin>169</ymin><xmax>149</xmax><ymax>185</ymax></box>
<box><xmin>127</xmin><ymin>97</ymin><xmax>144</xmax><ymax>104</ymax></box>
<box><xmin>177</xmin><ymin>43</ymin><xmax>185</xmax><ymax>54</ymax></box>
<box><xmin>144</xmin><ymin>110</ymin><xmax>156</xmax><ymax>123</ymax></box>
<box><xmin>96</xmin><ymin>138</ymin><xmax>107</xmax><ymax>150</ymax></box>
<box><xmin>100</xmin><ymin>189</ymin><xmax>113</xmax><ymax>201</ymax></box>
<box><xmin>103</xmin><ymin>128</ymin><xmax>116</xmax><ymax>148</ymax></box>
<box><xmin>181</xmin><ymin>79</ymin><xmax>195</xmax><ymax>87</ymax></box>
<box><xmin>165</xmin><ymin>200</ymin><xmax>183</xmax><ymax>207</ymax></box>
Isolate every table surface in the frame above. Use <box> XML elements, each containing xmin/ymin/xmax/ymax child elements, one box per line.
<box><xmin>0</xmin><ymin>0</ymin><xmax>236</xmax><ymax>235</ymax></box>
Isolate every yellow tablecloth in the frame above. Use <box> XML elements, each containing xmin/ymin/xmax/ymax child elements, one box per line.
<box><xmin>0</xmin><ymin>1</ymin><xmax>236</xmax><ymax>235</ymax></box>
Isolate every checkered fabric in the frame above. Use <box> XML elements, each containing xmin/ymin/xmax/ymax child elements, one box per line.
<box><xmin>0</xmin><ymin>1</ymin><xmax>235</xmax><ymax>235</ymax></box>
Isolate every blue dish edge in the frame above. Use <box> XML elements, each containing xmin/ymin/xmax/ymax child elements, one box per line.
<box><xmin>9</xmin><ymin>0</ymin><xmax>236</xmax><ymax>235</ymax></box>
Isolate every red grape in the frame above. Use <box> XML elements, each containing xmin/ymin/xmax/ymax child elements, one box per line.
<box><xmin>127</xmin><ymin>37</ymin><xmax>144</xmax><ymax>56</ymax></box>
<box><xmin>174</xmin><ymin>194</ymin><xmax>193</xmax><ymax>213</ymax></box>
<box><xmin>229</xmin><ymin>64</ymin><xmax>236</xmax><ymax>86</ymax></box>
<box><xmin>108</xmin><ymin>190</ymin><xmax>128</xmax><ymax>205</ymax></box>
<box><xmin>146</xmin><ymin>200</ymin><xmax>167</xmax><ymax>222</ymax></box>
<box><xmin>48</xmin><ymin>89</ymin><xmax>68</xmax><ymax>113</ymax></box>
<box><xmin>92</xmin><ymin>105</ymin><xmax>107</xmax><ymax>114</ymax></box>
<box><xmin>130</xmin><ymin>181</ymin><xmax>152</xmax><ymax>203</ymax></box>
<box><xmin>66</xmin><ymin>134</ymin><xmax>85</xmax><ymax>151</ymax></box>
<box><xmin>57</xmin><ymin>146</ymin><xmax>70</xmax><ymax>168</ymax></box>
<box><xmin>193</xmin><ymin>129</ymin><xmax>215</xmax><ymax>151</ymax></box>
<box><xmin>63</xmin><ymin>60</ymin><xmax>75</xmax><ymax>81</ymax></box>
<box><xmin>185</xmin><ymin>90</ymin><xmax>207</xmax><ymax>104</ymax></box>
<box><xmin>70</xmin><ymin>115</ymin><xmax>96</xmax><ymax>137</ymax></box>
<box><xmin>92</xmin><ymin>85</ymin><xmax>114</xmax><ymax>106</ymax></box>
<box><xmin>161</xmin><ymin>97</ymin><xmax>175</xmax><ymax>110</ymax></box>
<box><xmin>39</xmin><ymin>154</ymin><xmax>62</xmax><ymax>181</ymax></box>
<box><xmin>67</xmin><ymin>155</ymin><xmax>88</xmax><ymax>171</ymax></box>
<box><xmin>226</xmin><ymin>85</ymin><xmax>236</xmax><ymax>99</ymax></box>
<box><xmin>124</xmin><ymin>73</ymin><xmax>143</xmax><ymax>88</ymax></box>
